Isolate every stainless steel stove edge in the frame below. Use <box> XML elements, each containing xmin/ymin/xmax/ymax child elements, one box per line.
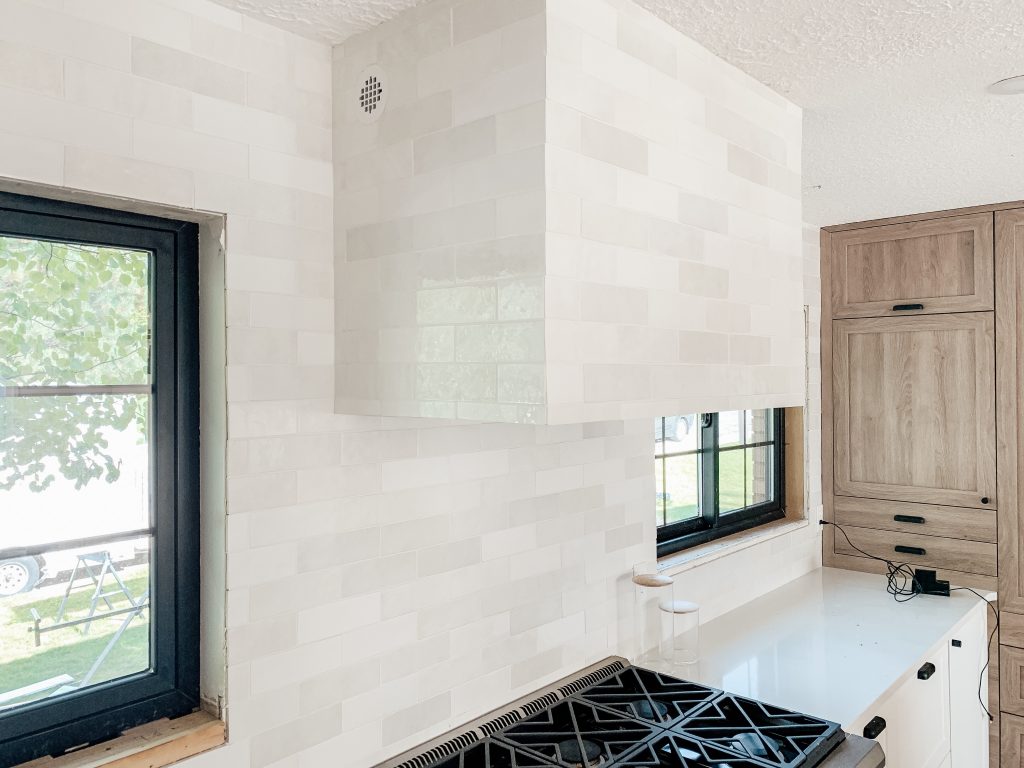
<box><xmin>373</xmin><ymin>656</ymin><xmax>631</xmax><ymax>768</ymax></box>
<box><xmin>822</xmin><ymin>734</ymin><xmax>885</xmax><ymax>768</ymax></box>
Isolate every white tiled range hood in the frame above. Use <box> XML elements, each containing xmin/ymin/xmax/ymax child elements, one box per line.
<box><xmin>333</xmin><ymin>0</ymin><xmax>804</xmax><ymax>425</ymax></box>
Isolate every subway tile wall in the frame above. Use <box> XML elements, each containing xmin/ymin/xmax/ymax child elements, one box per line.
<box><xmin>0</xmin><ymin>0</ymin><xmax>821</xmax><ymax>766</ymax></box>
<box><xmin>543</xmin><ymin>0</ymin><xmax>805</xmax><ymax>424</ymax></box>
<box><xmin>333</xmin><ymin>0</ymin><xmax>805</xmax><ymax>425</ymax></box>
<box><xmin>333</xmin><ymin>0</ymin><xmax>551</xmax><ymax>424</ymax></box>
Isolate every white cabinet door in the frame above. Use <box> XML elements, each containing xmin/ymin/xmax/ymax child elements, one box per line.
<box><xmin>885</xmin><ymin>651</ymin><xmax>952</xmax><ymax>768</ymax></box>
<box><xmin>949</xmin><ymin>609</ymin><xmax>990</xmax><ymax>768</ymax></box>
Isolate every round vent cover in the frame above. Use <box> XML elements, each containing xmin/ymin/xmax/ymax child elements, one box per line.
<box><xmin>356</xmin><ymin>65</ymin><xmax>387</xmax><ymax>123</ymax></box>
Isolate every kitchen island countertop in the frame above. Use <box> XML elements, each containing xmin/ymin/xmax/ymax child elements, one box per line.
<box><xmin>645</xmin><ymin>566</ymin><xmax>990</xmax><ymax>728</ymax></box>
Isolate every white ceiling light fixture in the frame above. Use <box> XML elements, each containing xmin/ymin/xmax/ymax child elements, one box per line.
<box><xmin>988</xmin><ymin>75</ymin><xmax>1024</xmax><ymax>95</ymax></box>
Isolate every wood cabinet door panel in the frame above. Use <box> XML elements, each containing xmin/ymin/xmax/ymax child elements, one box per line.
<box><xmin>1002</xmin><ymin>646</ymin><xmax>1024</xmax><ymax>718</ymax></box>
<box><xmin>1002</xmin><ymin>712</ymin><xmax>1024</xmax><ymax>768</ymax></box>
<box><xmin>833</xmin><ymin>313</ymin><xmax>996</xmax><ymax>508</ymax></box>
<box><xmin>831</xmin><ymin>213</ymin><xmax>994</xmax><ymax>318</ymax></box>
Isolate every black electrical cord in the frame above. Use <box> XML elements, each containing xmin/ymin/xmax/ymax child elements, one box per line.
<box><xmin>820</xmin><ymin>519</ymin><xmax>923</xmax><ymax>601</ymax></box>
<box><xmin>950</xmin><ymin>585</ymin><xmax>999</xmax><ymax>723</ymax></box>
<box><xmin>820</xmin><ymin>519</ymin><xmax>998</xmax><ymax>722</ymax></box>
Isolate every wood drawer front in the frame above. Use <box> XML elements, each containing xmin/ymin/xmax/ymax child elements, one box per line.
<box><xmin>833</xmin><ymin>525</ymin><xmax>997</xmax><ymax>576</ymax></box>
<box><xmin>833</xmin><ymin>497</ymin><xmax>997</xmax><ymax>543</ymax></box>
<box><xmin>1003</xmin><ymin>647</ymin><xmax>1024</xmax><ymax>718</ymax></box>
<box><xmin>830</xmin><ymin>212</ymin><xmax>994</xmax><ymax>318</ymax></box>
<box><xmin>1003</xmin><ymin>711</ymin><xmax>1024</xmax><ymax>767</ymax></box>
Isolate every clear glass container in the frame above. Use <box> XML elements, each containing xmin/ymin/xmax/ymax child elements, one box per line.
<box><xmin>632</xmin><ymin>565</ymin><xmax>673</xmax><ymax>663</ymax></box>
<box><xmin>660</xmin><ymin>599</ymin><xmax>700</xmax><ymax>665</ymax></box>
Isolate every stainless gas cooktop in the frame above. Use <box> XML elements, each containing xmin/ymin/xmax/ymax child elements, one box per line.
<box><xmin>376</xmin><ymin>658</ymin><xmax>885</xmax><ymax>768</ymax></box>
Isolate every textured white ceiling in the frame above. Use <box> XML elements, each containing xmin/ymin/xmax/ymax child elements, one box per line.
<box><xmin>216</xmin><ymin>0</ymin><xmax>1024</xmax><ymax>226</ymax></box>
<box><xmin>210</xmin><ymin>0</ymin><xmax>424</xmax><ymax>43</ymax></box>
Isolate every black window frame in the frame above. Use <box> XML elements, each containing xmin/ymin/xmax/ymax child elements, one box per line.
<box><xmin>656</xmin><ymin>409</ymin><xmax>785</xmax><ymax>558</ymax></box>
<box><xmin>0</xmin><ymin>191</ymin><xmax>199</xmax><ymax>766</ymax></box>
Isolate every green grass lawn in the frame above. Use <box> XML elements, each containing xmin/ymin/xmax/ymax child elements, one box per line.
<box><xmin>0</xmin><ymin>569</ymin><xmax>150</xmax><ymax>703</ymax></box>
<box><xmin>1</xmin><ymin>625</ymin><xmax>150</xmax><ymax>694</ymax></box>
<box><xmin>657</xmin><ymin>448</ymin><xmax>768</xmax><ymax>525</ymax></box>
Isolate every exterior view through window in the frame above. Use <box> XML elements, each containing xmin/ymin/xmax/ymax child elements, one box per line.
<box><xmin>655</xmin><ymin>409</ymin><xmax>784</xmax><ymax>556</ymax></box>
<box><xmin>0</xmin><ymin>193</ymin><xmax>198</xmax><ymax>765</ymax></box>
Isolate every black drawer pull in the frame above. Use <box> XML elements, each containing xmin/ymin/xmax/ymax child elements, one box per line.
<box><xmin>862</xmin><ymin>716</ymin><xmax>886</xmax><ymax>739</ymax></box>
<box><xmin>894</xmin><ymin>514</ymin><xmax>925</xmax><ymax>524</ymax></box>
<box><xmin>895</xmin><ymin>545</ymin><xmax>926</xmax><ymax>556</ymax></box>
<box><xmin>893</xmin><ymin>303</ymin><xmax>925</xmax><ymax>311</ymax></box>
<box><xmin>917</xmin><ymin>662</ymin><xmax>936</xmax><ymax>680</ymax></box>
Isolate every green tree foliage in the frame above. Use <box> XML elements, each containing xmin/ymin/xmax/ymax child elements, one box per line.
<box><xmin>1</xmin><ymin>236</ymin><xmax>149</xmax><ymax>491</ymax></box>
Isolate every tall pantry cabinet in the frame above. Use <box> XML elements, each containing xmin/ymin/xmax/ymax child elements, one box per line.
<box><xmin>822</xmin><ymin>204</ymin><xmax>1024</xmax><ymax>768</ymax></box>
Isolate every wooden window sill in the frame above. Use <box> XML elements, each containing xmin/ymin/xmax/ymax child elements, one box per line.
<box><xmin>16</xmin><ymin>712</ymin><xmax>225</xmax><ymax>768</ymax></box>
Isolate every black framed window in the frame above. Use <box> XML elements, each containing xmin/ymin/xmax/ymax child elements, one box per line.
<box><xmin>0</xmin><ymin>192</ymin><xmax>199</xmax><ymax>765</ymax></box>
<box><xmin>655</xmin><ymin>409</ymin><xmax>784</xmax><ymax>557</ymax></box>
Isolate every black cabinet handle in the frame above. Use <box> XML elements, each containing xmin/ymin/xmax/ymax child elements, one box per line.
<box><xmin>917</xmin><ymin>662</ymin><xmax>936</xmax><ymax>680</ymax></box>
<box><xmin>862</xmin><ymin>716</ymin><xmax>886</xmax><ymax>739</ymax></box>
<box><xmin>893</xmin><ymin>303</ymin><xmax>925</xmax><ymax>311</ymax></box>
<box><xmin>894</xmin><ymin>514</ymin><xmax>926</xmax><ymax>524</ymax></box>
<box><xmin>895</xmin><ymin>545</ymin><xmax>926</xmax><ymax>556</ymax></box>
<box><xmin>981</xmin><ymin>497</ymin><xmax>990</xmax><ymax>504</ymax></box>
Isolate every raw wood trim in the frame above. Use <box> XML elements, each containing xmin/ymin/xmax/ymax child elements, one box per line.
<box><xmin>15</xmin><ymin>713</ymin><xmax>224</xmax><ymax>768</ymax></box>
<box><xmin>823</xmin><ymin>200</ymin><xmax>1024</xmax><ymax>233</ymax></box>
<box><xmin>998</xmin><ymin>209</ymin><xmax>1024</xmax><ymax>614</ymax></box>
<box><xmin>783</xmin><ymin>406</ymin><xmax>804</xmax><ymax>521</ymax></box>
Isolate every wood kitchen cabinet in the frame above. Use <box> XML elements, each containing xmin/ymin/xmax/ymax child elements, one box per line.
<box><xmin>823</xmin><ymin>205</ymin><xmax>1012</xmax><ymax>765</ymax></box>
<box><xmin>997</xmin><ymin>209</ymin><xmax>1024</xmax><ymax>617</ymax></box>
<box><xmin>830</xmin><ymin>212</ymin><xmax>994</xmax><ymax>318</ymax></box>
<box><xmin>832</xmin><ymin>312</ymin><xmax>996</xmax><ymax>509</ymax></box>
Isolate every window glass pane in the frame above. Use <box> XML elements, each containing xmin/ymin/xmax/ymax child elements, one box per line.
<box><xmin>655</xmin><ymin>414</ymin><xmax>698</xmax><ymax>454</ymax></box>
<box><xmin>0</xmin><ymin>232</ymin><xmax>155</xmax><ymax>716</ymax></box>
<box><xmin>0</xmin><ymin>236</ymin><xmax>150</xmax><ymax>387</ymax></box>
<box><xmin>0</xmin><ymin>536</ymin><xmax>151</xmax><ymax>712</ymax></box>
<box><xmin>718</xmin><ymin>410</ymin><xmax>744</xmax><ymax>447</ymax></box>
<box><xmin>663</xmin><ymin>454</ymin><xmax>700</xmax><ymax>525</ymax></box>
<box><xmin>0</xmin><ymin>394</ymin><xmax>150</xmax><ymax>549</ymax></box>
<box><xmin>718</xmin><ymin>447</ymin><xmax>747</xmax><ymax>513</ymax></box>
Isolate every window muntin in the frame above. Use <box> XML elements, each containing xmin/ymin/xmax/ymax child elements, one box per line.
<box><xmin>0</xmin><ymin>193</ymin><xmax>198</xmax><ymax>766</ymax></box>
<box><xmin>655</xmin><ymin>409</ymin><xmax>784</xmax><ymax>556</ymax></box>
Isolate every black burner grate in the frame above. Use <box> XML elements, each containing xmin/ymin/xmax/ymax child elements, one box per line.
<box><xmin>417</xmin><ymin>666</ymin><xmax>845</xmax><ymax>768</ymax></box>
<box><xmin>672</xmin><ymin>695</ymin><xmax>845</xmax><ymax>767</ymax></box>
<box><xmin>573</xmin><ymin>668</ymin><xmax>721</xmax><ymax>728</ymax></box>
<box><xmin>615</xmin><ymin>731</ymin><xmax>776</xmax><ymax>767</ymax></box>
<box><xmin>495</xmin><ymin>699</ymin><xmax>658</xmax><ymax>767</ymax></box>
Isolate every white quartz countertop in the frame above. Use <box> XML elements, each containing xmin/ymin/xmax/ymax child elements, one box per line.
<box><xmin>644</xmin><ymin>567</ymin><xmax>988</xmax><ymax>728</ymax></box>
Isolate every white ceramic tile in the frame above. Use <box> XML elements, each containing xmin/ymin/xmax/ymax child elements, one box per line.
<box><xmin>0</xmin><ymin>2</ymin><xmax>820</xmax><ymax>767</ymax></box>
